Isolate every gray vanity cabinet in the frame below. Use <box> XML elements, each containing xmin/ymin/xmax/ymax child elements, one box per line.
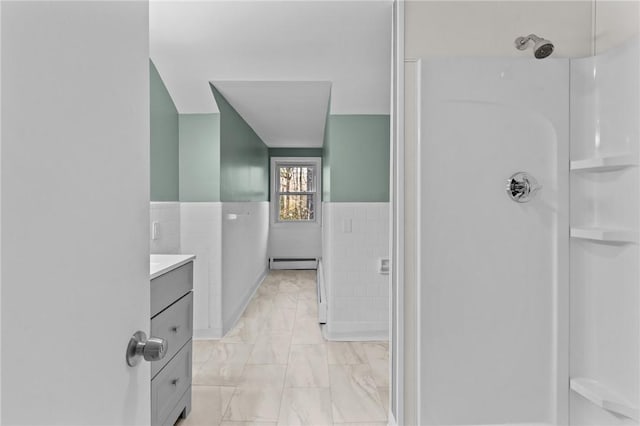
<box><xmin>150</xmin><ymin>261</ymin><xmax>194</xmax><ymax>426</ymax></box>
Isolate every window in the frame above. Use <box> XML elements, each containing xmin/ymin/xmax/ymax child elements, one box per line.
<box><xmin>271</xmin><ymin>158</ymin><xmax>321</xmax><ymax>223</ymax></box>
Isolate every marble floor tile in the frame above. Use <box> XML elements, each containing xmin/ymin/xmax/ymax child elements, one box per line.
<box><xmin>239</xmin><ymin>364</ymin><xmax>287</xmax><ymax>390</ymax></box>
<box><xmin>329</xmin><ymin>364</ymin><xmax>386</xmax><ymax>423</ymax></box>
<box><xmin>295</xmin><ymin>297</ymin><xmax>318</xmax><ymax>319</ymax></box>
<box><xmin>176</xmin><ymin>385</ymin><xmax>235</xmax><ymax>426</ymax></box>
<box><xmin>272</xmin><ymin>292</ymin><xmax>299</xmax><ymax>310</ymax></box>
<box><xmin>221</xmin><ymin>315</ymin><xmax>265</xmax><ymax>344</ymax></box>
<box><xmin>377</xmin><ymin>386</ymin><xmax>389</xmax><ymax>415</ymax></box>
<box><xmin>193</xmin><ymin>343</ymin><xmax>253</xmax><ymax>386</ymax></box>
<box><xmin>326</xmin><ymin>342</ymin><xmax>368</xmax><ymax>365</ymax></box>
<box><xmin>277</xmin><ymin>387</ymin><xmax>333</xmax><ymax>426</ymax></box>
<box><xmin>257</xmin><ymin>279</ymin><xmax>280</xmax><ymax>296</ymax></box>
<box><xmin>243</xmin><ymin>296</ymin><xmax>275</xmax><ymax>320</ymax></box>
<box><xmin>192</xmin><ymin>339</ymin><xmax>218</xmax><ymax>367</ymax></box>
<box><xmin>361</xmin><ymin>342</ymin><xmax>389</xmax><ymax>387</ymax></box>
<box><xmin>223</xmin><ymin>388</ymin><xmax>283</xmax><ymax>422</ymax></box>
<box><xmin>295</xmin><ymin>277</ymin><xmax>316</xmax><ymax>291</ymax></box>
<box><xmin>297</xmin><ymin>288</ymin><xmax>318</xmax><ymax>301</ymax></box>
<box><xmin>285</xmin><ymin>344</ymin><xmax>329</xmax><ymax>388</ymax></box>
<box><xmin>279</xmin><ymin>280</ymin><xmax>301</xmax><ymax>293</ymax></box>
<box><xmin>263</xmin><ymin>308</ymin><xmax>297</xmax><ymax>333</ymax></box>
<box><xmin>291</xmin><ymin>318</ymin><xmax>324</xmax><ymax>344</ymax></box>
<box><xmin>247</xmin><ymin>332</ymin><xmax>292</xmax><ymax>365</ymax></box>
<box><xmin>190</xmin><ymin>270</ymin><xmax>389</xmax><ymax>426</ymax></box>
<box><xmin>256</xmin><ymin>285</ymin><xmax>279</xmax><ymax>298</ymax></box>
<box><xmin>293</xmin><ymin>270</ymin><xmax>316</xmax><ymax>281</ymax></box>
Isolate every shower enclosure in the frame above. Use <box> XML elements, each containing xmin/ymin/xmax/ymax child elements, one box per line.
<box><xmin>401</xmin><ymin>37</ymin><xmax>640</xmax><ymax>426</ymax></box>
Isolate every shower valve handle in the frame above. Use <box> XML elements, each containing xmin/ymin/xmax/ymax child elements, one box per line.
<box><xmin>506</xmin><ymin>172</ymin><xmax>541</xmax><ymax>203</ymax></box>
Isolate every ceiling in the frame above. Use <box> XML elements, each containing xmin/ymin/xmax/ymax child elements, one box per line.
<box><xmin>149</xmin><ymin>0</ymin><xmax>392</xmax><ymax>147</ymax></box>
<box><xmin>212</xmin><ymin>81</ymin><xmax>331</xmax><ymax>148</ymax></box>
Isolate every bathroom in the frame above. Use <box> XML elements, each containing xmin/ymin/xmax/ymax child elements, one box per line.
<box><xmin>149</xmin><ymin>1</ymin><xmax>391</xmax><ymax>423</ymax></box>
<box><xmin>1</xmin><ymin>1</ymin><xmax>639</xmax><ymax>426</ymax></box>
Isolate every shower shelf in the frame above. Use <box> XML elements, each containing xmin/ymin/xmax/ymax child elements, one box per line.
<box><xmin>570</xmin><ymin>378</ymin><xmax>639</xmax><ymax>421</ymax></box>
<box><xmin>570</xmin><ymin>154</ymin><xmax>638</xmax><ymax>172</ymax></box>
<box><xmin>570</xmin><ymin>227</ymin><xmax>639</xmax><ymax>243</ymax></box>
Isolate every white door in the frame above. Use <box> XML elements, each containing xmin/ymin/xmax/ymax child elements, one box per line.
<box><xmin>2</xmin><ymin>2</ymin><xmax>151</xmax><ymax>424</ymax></box>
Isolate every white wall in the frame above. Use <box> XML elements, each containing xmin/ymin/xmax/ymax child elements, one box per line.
<box><xmin>268</xmin><ymin>157</ymin><xmax>322</xmax><ymax>261</ymax></box>
<box><xmin>150</xmin><ymin>202</ymin><xmax>181</xmax><ymax>254</ymax></box>
<box><xmin>405</xmin><ymin>0</ymin><xmax>593</xmax><ymax>59</ymax></box>
<box><xmin>594</xmin><ymin>1</ymin><xmax>640</xmax><ymax>54</ymax></box>
<box><xmin>1</xmin><ymin>0</ymin><xmax>4</xmax><ymax>420</ymax></box>
<box><xmin>2</xmin><ymin>2</ymin><xmax>150</xmax><ymax>424</ymax></box>
<box><xmin>322</xmin><ymin>202</ymin><xmax>390</xmax><ymax>340</ymax></box>
<box><xmin>180</xmin><ymin>202</ymin><xmax>223</xmax><ymax>338</ymax></box>
<box><xmin>269</xmin><ymin>225</ymin><xmax>321</xmax><ymax>260</ymax></box>
<box><xmin>221</xmin><ymin>202</ymin><xmax>269</xmax><ymax>333</ymax></box>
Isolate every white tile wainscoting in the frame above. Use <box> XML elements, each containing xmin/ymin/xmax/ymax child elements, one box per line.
<box><xmin>180</xmin><ymin>202</ymin><xmax>223</xmax><ymax>337</ymax></box>
<box><xmin>152</xmin><ymin>201</ymin><xmax>389</xmax><ymax>341</ymax></box>
<box><xmin>322</xmin><ymin>202</ymin><xmax>390</xmax><ymax>340</ymax></box>
<box><xmin>220</xmin><ymin>202</ymin><xmax>270</xmax><ymax>334</ymax></box>
<box><xmin>151</xmin><ymin>202</ymin><xmax>269</xmax><ymax>339</ymax></box>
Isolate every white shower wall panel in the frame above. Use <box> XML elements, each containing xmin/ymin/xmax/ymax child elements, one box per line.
<box><xmin>418</xmin><ymin>58</ymin><xmax>569</xmax><ymax>425</ymax></box>
<box><xmin>569</xmin><ymin>37</ymin><xmax>640</xmax><ymax>425</ymax></box>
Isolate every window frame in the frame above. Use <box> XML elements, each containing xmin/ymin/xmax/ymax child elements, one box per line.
<box><xmin>270</xmin><ymin>157</ymin><xmax>322</xmax><ymax>226</ymax></box>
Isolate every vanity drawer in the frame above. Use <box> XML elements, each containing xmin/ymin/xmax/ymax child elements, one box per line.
<box><xmin>151</xmin><ymin>262</ymin><xmax>193</xmax><ymax>317</ymax></box>
<box><xmin>151</xmin><ymin>341</ymin><xmax>192</xmax><ymax>426</ymax></box>
<box><xmin>151</xmin><ymin>292</ymin><xmax>193</xmax><ymax>378</ymax></box>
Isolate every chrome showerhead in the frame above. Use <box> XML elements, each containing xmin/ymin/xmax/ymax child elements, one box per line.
<box><xmin>515</xmin><ymin>34</ymin><xmax>554</xmax><ymax>59</ymax></box>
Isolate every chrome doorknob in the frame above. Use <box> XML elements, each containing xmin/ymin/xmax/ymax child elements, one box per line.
<box><xmin>126</xmin><ymin>331</ymin><xmax>168</xmax><ymax>367</ymax></box>
<box><xmin>142</xmin><ymin>337</ymin><xmax>167</xmax><ymax>362</ymax></box>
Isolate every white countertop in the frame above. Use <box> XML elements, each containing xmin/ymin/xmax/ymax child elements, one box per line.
<box><xmin>150</xmin><ymin>254</ymin><xmax>196</xmax><ymax>280</ymax></box>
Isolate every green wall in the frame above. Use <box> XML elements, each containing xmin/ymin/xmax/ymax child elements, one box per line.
<box><xmin>150</xmin><ymin>60</ymin><xmax>179</xmax><ymax>201</ymax></box>
<box><xmin>323</xmin><ymin>115</ymin><xmax>390</xmax><ymax>202</ymax></box>
<box><xmin>151</xmin><ymin>70</ymin><xmax>388</xmax><ymax>204</ymax></box>
<box><xmin>211</xmin><ymin>85</ymin><xmax>269</xmax><ymax>202</ymax></box>
<box><xmin>179</xmin><ymin>114</ymin><xmax>220</xmax><ymax>202</ymax></box>
<box><xmin>269</xmin><ymin>148</ymin><xmax>323</xmax><ymax>158</ymax></box>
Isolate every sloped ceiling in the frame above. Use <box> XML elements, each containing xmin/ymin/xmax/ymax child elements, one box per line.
<box><xmin>149</xmin><ymin>0</ymin><xmax>392</xmax><ymax>147</ymax></box>
<box><xmin>212</xmin><ymin>81</ymin><xmax>331</xmax><ymax>148</ymax></box>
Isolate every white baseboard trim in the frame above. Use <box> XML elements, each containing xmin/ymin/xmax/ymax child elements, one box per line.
<box><xmin>322</xmin><ymin>321</ymin><xmax>389</xmax><ymax>341</ymax></box>
<box><xmin>222</xmin><ymin>266</ymin><xmax>269</xmax><ymax>335</ymax></box>
<box><xmin>388</xmin><ymin>410</ymin><xmax>397</xmax><ymax>426</ymax></box>
<box><xmin>193</xmin><ymin>327</ymin><xmax>223</xmax><ymax>340</ymax></box>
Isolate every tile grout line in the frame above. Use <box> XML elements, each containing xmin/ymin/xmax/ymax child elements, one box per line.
<box><xmin>275</xmin><ymin>271</ymin><xmax>295</xmax><ymax>425</ymax></box>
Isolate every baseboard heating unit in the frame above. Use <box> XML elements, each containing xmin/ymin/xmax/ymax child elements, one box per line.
<box><xmin>269</xmin><ymin>258</ymin><xmax>318</xmax><ymax>270</ymax></box>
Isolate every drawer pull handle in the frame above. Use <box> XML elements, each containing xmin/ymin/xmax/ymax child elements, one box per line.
<box><xmin>170</xmin><ymin>325</ymin><xmax>181</xmax><ymax>333</ymax></box>
<box><xmin>171</xmin><ymin>378</ymin><xmax>180</xmax><ymax>386</ymax></box>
